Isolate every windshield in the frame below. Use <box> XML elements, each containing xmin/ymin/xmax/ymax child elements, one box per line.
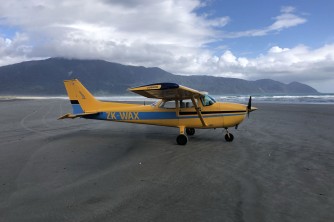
<box><xmin>201</xmin><ymin>95</ymin><xmax>216</xmax><ymax>106</ymax></box>
<box><xmin>151</xmin><ymin>101</ymin><xmax>159</xmax><ymax>107</ymax></box>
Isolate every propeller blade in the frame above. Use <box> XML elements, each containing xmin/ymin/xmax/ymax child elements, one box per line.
<box><xmin>247</xmin><ymin>96</ymin><xmax>252</xmax><ymax>110</ymax></box>
<box><xmin>247</xmin><ymin>96</ymin><xmax>252</xmax><ymax>118</ymax></box>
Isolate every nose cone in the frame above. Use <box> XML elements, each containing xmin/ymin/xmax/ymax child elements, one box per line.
<box><xmin>249</xmin><ymin>106</ymin><xmax>257</xmax><ymax>112</ymax></box>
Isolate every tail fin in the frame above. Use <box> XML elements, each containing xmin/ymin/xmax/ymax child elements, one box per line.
<box><xmin>64</xmin><ymin>79</ymin><xmax>102</xmax><ymax>114</ymax></box>
<box><xmin>59</xmin><ymin>79</ymin><xmax>136</xmax><ymax>120</ymax></box>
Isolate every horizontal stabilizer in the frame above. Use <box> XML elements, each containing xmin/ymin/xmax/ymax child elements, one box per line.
<box><xmin>58</xmin><ymin>112</ymin><xmax>99</xmax><ymax>120</ymax></box>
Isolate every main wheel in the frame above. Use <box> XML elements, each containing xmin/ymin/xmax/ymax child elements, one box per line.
<box><xmin>225</xmin><ymin>133</ymin><xmax>234</xmax><ymax>142</ymax></box>
<box><xmin>176</xmin><ymin>134</ymin><xmax>188</xmax><ymax>145</ymax></box>
<box><xmin>186</xmin><ymin>128</ymin><xmax>195</xmax><ymax>136</ymax></box>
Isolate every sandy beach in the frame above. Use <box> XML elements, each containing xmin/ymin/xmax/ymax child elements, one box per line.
<box><xmin>0</xmin><ymin>99</ymin><xmax>333</xmax><ymax>222</ymax></box>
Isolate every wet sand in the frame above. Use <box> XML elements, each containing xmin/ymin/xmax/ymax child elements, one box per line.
<box><xmin>0</xmin><ymin>99</ymin><xmax>333</xmax><ymax>222</ymax></box>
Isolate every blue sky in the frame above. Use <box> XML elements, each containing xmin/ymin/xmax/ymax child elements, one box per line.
<box><xmin>201</xmin><ymin>0</ymin><xmax>334</xmax><ymax>54</ymax></box>
<box><xmin>0</xmin><ymin>0</ymin><xmax>333</xmax><ymax>92</ymax></box>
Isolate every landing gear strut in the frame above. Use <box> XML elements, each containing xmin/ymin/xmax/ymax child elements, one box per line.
<box><xmin>224</xmin><ymin>128</ymin><xmax>234</xmax><ymax>142</ymax></box>
<box><xmin>177</xmin><ymin>126</ymin><xmax>188</xmax><ymax>145</ymax></box>
<box><xmin>186</xmin><ymin>128</ymin><xmax>195</xmax><ymax>136</ymax></box>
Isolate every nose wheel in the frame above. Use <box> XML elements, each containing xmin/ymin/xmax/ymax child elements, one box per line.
<box><xmin>224</xmin><ymin>128</ymin><xmax>234</xmax><ymax>142</ymax></box>
<box><xmin>176</xmin><ymin>134</ymin><xmax>188</xmax><ymax>145</ymax></box>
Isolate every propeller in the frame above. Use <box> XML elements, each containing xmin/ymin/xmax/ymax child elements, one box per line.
<box><xmin>247</xmin><ymin>96</ymin><xmax>251</xmax><ymax>118</ymax></box>
<box><xmin>247</xmin><ymin>96</ymin><xmax>256</xmax><ymax>118</ymax></box>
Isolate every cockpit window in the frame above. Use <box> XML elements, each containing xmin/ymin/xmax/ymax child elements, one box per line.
<box><xmin>201</xmin><ymin>95</ymin><xmax>216</xmax><ymax>106</ymax></box>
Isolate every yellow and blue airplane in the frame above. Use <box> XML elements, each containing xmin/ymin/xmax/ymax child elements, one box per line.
<box><xmin>59</xmin><ymin>79</ymin><xmax>257</xmax><ymax>145</ymax></box>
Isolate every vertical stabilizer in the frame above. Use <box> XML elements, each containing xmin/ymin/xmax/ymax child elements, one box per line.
<box><xmin>64</xmin><ymin>79</ymin><xmax>102</xmax><ymax>113</ymax></box>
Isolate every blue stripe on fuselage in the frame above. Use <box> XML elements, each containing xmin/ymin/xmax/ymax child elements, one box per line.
<box><xmin>96</xmin><ymin>111</ymin><xmax>177</xmax><ymax>120</ymax></box>
<box><xmin>89</xmin><ymin>111</ymin><xmax>245</xmax><ymax>121</ymax></box>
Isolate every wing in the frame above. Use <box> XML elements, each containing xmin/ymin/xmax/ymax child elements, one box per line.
<box><xmin>129</xmin><ymin>83</ymin><xmax>205</xmax><ymax>100</ymax></box>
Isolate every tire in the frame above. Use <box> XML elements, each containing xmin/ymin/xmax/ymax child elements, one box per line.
<box><xmin>225</xmin><ymin>133</ymin><xmax>234</xmax><ymax>142</ymax></box>
<box><xmin>186</xmin><ymin>128</ymin><xmax>195</xmax><ymax>136</ymax></box>
<box><xmin>176</xmin><ymin>134</ymin><xmax>188</xmax><ymax>145</ymax></box>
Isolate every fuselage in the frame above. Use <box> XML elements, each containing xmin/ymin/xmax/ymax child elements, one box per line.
<box><xmin>81</xmin><ymin>99</ymin><xmax>248</xmax><ymax>129</ymax></box>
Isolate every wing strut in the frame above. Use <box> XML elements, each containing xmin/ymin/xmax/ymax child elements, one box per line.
<box><xmin>191</xmin><ymin>96</ymin><xmax>207</xmax><ymax>127</ymax></box>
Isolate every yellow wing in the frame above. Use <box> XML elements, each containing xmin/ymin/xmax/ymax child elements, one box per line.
<box><xmin>129</xmin><ymin>83</ymin><xmax>205</xmax><ymax>100</ymax></box>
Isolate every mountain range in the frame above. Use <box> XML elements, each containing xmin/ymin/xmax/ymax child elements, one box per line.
<box><xmin>0</xmin><ymin>58</ymin><xmax>318</xmax><ymax>95</ymax></box>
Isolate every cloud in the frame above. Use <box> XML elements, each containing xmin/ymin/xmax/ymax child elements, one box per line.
<box><xmin>0</xmin><ymin>0</ymin><xmax>229</xmax><ymax>66</ymax></box>
<box><xmin>173</xmin><ymin>44</ymin><xmax>334</xmax><ymax>85</ymax></box>
<box><xmin>223</xmin><ymin>6</ymin><xmax>306</xmax><ymax>38</ymax></box>
<box><xmin>0</xmin><ymin>0</ymin><xmax>218</xmax><ymax>46</ymax></box>
<box><xmin>0</xmin><ymin>1</ymin><xmax>333</xmax><ymax>92</ymax></box>
<box><xmin>281</xmin><ymin>6</ymin><xmax>295</xmax><ymax>14</ymax></box>
<box><xmin>0</xmin><ymin>33</ymin><xmax>42</xmax><ymax>66</ymax></box>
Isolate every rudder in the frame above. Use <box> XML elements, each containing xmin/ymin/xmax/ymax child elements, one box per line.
<box><xmin>64</xmin><ymin>79</ymin><xmax>102</xmax><ymax>114</ymax></box>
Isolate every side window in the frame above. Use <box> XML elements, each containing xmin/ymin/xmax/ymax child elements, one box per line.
<box><xmin>160</xmin><ymin>101</ymin><xmax>176</xmax><ymax>109</ymax></box>
<box><xmin>179</xmin><ymin>99</ymin><xmax>196</xmax><ymax>108</ymax></box>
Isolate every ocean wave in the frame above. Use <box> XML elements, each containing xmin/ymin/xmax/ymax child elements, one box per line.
<box><xmin>2</xmin><ymin>94</ymin><xmax>334</xmax><ymax>104</ymax></box>
<box><xmin>218</xmin><ymin>94</ymin><xmax>334</xmax><ymax>104</ymax></box>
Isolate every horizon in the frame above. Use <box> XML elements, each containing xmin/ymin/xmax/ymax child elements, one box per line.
<box><xmin>1</xmin><ymin>0</ymin><xmax>334</xmax><ymax>92</ymax></box>
<box><xmin>2</xmin><ymin>94</ymin><xmax>334</xmax><ymax>105</ymax></box>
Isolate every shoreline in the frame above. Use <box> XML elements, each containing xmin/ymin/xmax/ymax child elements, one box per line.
<box><xmin>1</xmin><ymin>96</ymin><xmax>334</xmax><ymax>105</ymax></box>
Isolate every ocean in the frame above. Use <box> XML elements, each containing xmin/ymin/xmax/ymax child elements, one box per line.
<box><xmin>1</xmin><ymin>94</ymin><xmax>334</xmax><ymax>104</ymax></box>
<box><xmin>217</xmin><ymin>94</ymin><xmax>334</xmax><ymax>104</ymax></box>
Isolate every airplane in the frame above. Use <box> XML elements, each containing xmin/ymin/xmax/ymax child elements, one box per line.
<box><xmin>59</xmin><ymin>79</ymin><xmax>257</xmax><ymax>145</ymax></box>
